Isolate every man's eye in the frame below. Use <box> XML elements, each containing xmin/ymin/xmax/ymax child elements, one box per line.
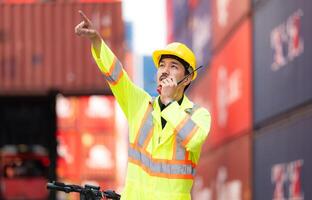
<box><xmin>171</xmin><ymin>65</ymin><xmax>178</xmax><ymax>69</ymax></box>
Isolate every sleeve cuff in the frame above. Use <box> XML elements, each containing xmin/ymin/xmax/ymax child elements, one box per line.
<box><xmin>91</xmin><ymin>40</ymin><xmax>115</xmax><ymax>73</ymax></box>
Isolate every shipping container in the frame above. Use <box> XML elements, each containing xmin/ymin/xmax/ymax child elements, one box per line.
<box><xmin>0</xmin><ymin>96</ymin><xmax>56</xmax><ymax>148</ymax></box>
<box><xmin>0</xmin><ymin>145</ymin><xmax>50</xmax><ymax>199</ymax></box>
<box><xmin>192</xmin><ymin>133</ymin><xmax>251</xmax><ymax>200</ymax></box>
<box><xmin>170</xmin><ymin>0</ymin><xmax>190</xmax><ymax>46</ymax></box>
<box><xmin>57</xmin><ymin>95</ymin><xmax>115</xmax><ymax>130</ymax></box>
<box><xmin>0</xmin><ymin>2</ymin><xmax>124</xmax><ymax>95</ymax></box>
<box><xmin>254</xmin><ymin>105</ymin><xmax>312</xmax><ymax>200</ymax></box>
<box><xmin>56</xmin><ymin>95</ymin><xmax>117</xmax><ymax>182</ymax></box>
<box><xmin>188</xmin><ymin>0</ymin><xmax>212</xmax><ymax>68</ymax></box>
<box><xmin>57</xmin><ymin>130</ymin><xmax>81</xmax><ymax>179</ymax></box>
<box><xmin>1</xmin><ymin>0</ymin><xmax>121</xmax><ymax>3</ymax></box>
<box><xmin>79</xmin><ymin>131</ymin><xmax>116</xmax><ymax>179</ymax></box>
<box><xmin>253</xmin><ymin>0</ymin><xmax>312</xmax><ymax>126</ymax></box>
<box><xmin>123</xmin><ymin>21</ymin><xmax>135</xmax><ymax>80</ymax></box>
<box><xmin>0</xmin><ymin>95</ymin><xmax>57</xmax><ymax>199</ymax></box>
<box><xmin>142</xmin><ymin>56</ymin><xmax>158</xmax><ymax>96</ymax></box>
<box><xmin>77</xmin><ymin>95</ymin><xmax>115</xmax><ymax>130</ymax></box>
<box><xmin>211</xmin><ymin>0</ymin><xmax>250</xmax><ymax>51</ymax></box>
<box><xmin>189</xmin><ymin>19</ymin><xmax>252</xmax><ymax>151</ymax></box>
<box><xmin>168</xmin><ymin>0</ymin><xmax>212</xmax><ymax>69</ymax></box>
<box><xmin>56</xmin><ymin>95</ymin><xmax>79</xmax><ymax>130</ymax></box>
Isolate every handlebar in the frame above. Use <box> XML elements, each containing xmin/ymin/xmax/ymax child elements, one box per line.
<box><xmin>47</xmin><ymin>181</ymin><xmax>120</xmax><ymax>200</ymax></box>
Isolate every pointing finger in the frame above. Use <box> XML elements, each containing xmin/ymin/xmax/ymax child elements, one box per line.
<box><xmin>75</xmin><ymin>21</ymin><xmax>85</xmax><ymax>35</ymax></box>
<box><xmin>78</xmin><ymin>10</ymin><xmax>92</xmax><ymax>25</ymax></box>
<box><xmin>75</xmin><ymin>21</ymin><xmax>84</xmax><ymax>30</ymax></box>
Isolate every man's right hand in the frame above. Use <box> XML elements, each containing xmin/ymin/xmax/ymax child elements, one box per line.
<box><xmin>75</xmin><ymin>10</ymin><xmax>101</xmax><ymax>44</ymax></box>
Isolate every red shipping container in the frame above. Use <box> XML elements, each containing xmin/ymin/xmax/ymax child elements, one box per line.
<box><xmin>189</xmin><ymin>19</ymin><xmax>252</xmax><ymax>150</ymax></box>
<box><xmin>192</xmin><ymin>134</ymin><xmax>252</xmax><ymax>200</ymax></box>
<box><xmin>211</xmin><ymin>0</ymin><xmax>250</xmax><ymax>50</ymax></box>
<box><xmin>0</xmin><ymin>2</ymin><xmax>124</xmax><ymax>95</ymax></box>
<box><xmin>57</xmin><ymin>95</ymin><xmax>79</xmax><ymax>129</ymax></box>
<box><xmin>1</xmin><ymin>178</ymin><xmax>48</xmax><ymax>199</ymax></box>
<box><xmin>79</xmin><ymin>131</ymin><xmax>116</xmax><ymax>179</ymax></box>
<box><xmin>57</xmin><ymin>130</ymin><xmax>81</xmax><ymax>179</ymax></box>
<box><xmin>77</xmin><ymin>95</ymin><xmax>115</xmax><ymax>130</ymax></box>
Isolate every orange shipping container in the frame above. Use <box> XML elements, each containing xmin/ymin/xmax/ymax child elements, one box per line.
<box><xmin>57</xmin><ymin>130</ymin><xmax>82</xmax><ymax>179</ymax></box>
<box><xmin>0</xmin><ymin>2</ymin><xmax>124</xmax><ymax>95</ymax></box>
<box><xmin>190</xmin><ymin>19</ymin><xmax>252</xmax><ymax>150</ymax></box>
<box><xmin>79</xmin><ymin>131</ymin><xmax>116</xmax><ymax>179</ymax></box>
<box><xmin>77</xmin><ymin>96</ymin><xmax>115</xmax><ymax>130</ymax></box>
<box><xmin>57</xmin><ymin>95</ymin><xmax>79</xmax><ymax>130</ymax></box>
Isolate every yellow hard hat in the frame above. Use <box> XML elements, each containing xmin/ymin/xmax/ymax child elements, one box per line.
<box><xmin>152</xmin><ymin>42</ymin><xmax>197</xmax><ymax>80</ymax></box>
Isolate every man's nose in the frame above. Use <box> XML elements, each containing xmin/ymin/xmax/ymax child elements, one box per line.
<box><xmin>162</xmin><ymin>65</ymin><xmax>170</xmax><ymax>73</ymax></box>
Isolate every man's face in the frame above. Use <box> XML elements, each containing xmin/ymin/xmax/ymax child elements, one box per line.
<box><xmin>156</xmin><ymin>57</ymin><xmax>187</xmax><ymax>86</ymax></box>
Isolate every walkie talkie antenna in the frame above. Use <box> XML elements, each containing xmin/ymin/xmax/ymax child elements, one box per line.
<box><xmin>177</xmin><ymin>65</ymin><xmax>204</xmax><ymax>85</ymax></box>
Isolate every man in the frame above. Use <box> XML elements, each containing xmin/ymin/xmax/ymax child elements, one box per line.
<box><xmin>75</xmin><ymin>10</ymin><xmax>211</xmax><ymax>200</ymax></box>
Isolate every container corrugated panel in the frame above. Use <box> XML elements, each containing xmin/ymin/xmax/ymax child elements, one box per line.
<box><xmin>57</xmin><ymin>130</ymin><xmax>82</xmax><ymax>179</ymax></box>
<box><xmin>142</xmin><ymin>56</ymin><xmax>158</xmax><ymax>97</ymax></box>
<box><xmin>254</xmin><ymin>106</ymin><xmax>312</xmax><ymax>200</ymax></box>
<box><xmin>192</xmin><ymin>134</ymin><xmax>251</xmax><ymax>200</ymax></box>
<box><xmin>2</xmin><ymin>0</ymin><xmax>121</xmax><ymax>4</ymax></box>
<box><xmin>56</xmin><ymin>95</ymin><xmax>117</xmax><ymax>180</ymax></box>
<box><xmin>189</xmin><ymin>0</ymin><xmax>212</xmax><ymax>68</ymax></box>
<box><xmin>189</xmin><ymin>19</ymin><xmax>252</xmax><ymax>151</ymax></box>
<box><xmin>0</xmin><ymin>2</ymin><xmax>124</xmax><ymax>95</ymax></box>
<box><xmin>77</xmin><ymin>95</ymin><xmax>115</xmax><ymax>130</ymax></box>
<box><xmin>80</xmin><ymin>131</ymin><xmax>116</xmax><ymax>179</ymax></box>
<box><xmin>211</xmin><ymin>0</ymin><xmax>250</xmax><ymax>51</ymax></box>
<box><xmin>57</xmin><ymin>95</ymin><xmax>115</xmax><ymax>130</ymax></box>
<box><xmin>253</xmin><ymin>0</ymin><xmax>312</xmax><ymax>126</ymax></box>
<box><xmin>171</xmin><ymin>0</ymin><xmax>189</xmax><ymax>45</ymax></box>
<box><xmin>169</xmin><ymin>0</ymin><xmax>212</xmax><ymax>69</ymax></box>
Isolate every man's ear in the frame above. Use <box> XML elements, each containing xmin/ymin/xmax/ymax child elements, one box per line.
<box><xmin>183</xmin><ymin>74</ymin><xmax>192</xmax><ymax>86</ymax></box>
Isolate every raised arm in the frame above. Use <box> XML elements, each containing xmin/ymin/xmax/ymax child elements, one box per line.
<box><xmin>75</xmin><ymin>10</ymin><xmax>151</xmax><ymax>121</ymax></box>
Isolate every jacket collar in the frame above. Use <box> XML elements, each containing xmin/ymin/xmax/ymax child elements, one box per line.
<box><xmin>151</xmin><ymin>95</ymin><xmax>194</xmax><ymax>111</ymax></box>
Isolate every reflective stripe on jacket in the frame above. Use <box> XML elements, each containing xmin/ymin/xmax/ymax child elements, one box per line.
<box><xmin>91</xmin><ymin>41</ymin><xmax>211</xmax><ymax>200</ymax></box>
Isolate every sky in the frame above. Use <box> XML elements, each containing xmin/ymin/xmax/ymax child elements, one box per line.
<box><xmin>122</xmin><ymin>0</ymin><xmax>167</xmax><ymax>55</ymax></box>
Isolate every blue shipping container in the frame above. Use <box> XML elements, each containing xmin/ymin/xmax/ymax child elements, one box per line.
<box><xmin>253</xmin><ymin>0</ymin><xmax>312</xmax><ymax>125</ymax></box>
<box><xmin>254</xmin><ymin>107</ymin><xmax>312</xmax><ymax>200</ymax></box>
<box><xmin>143</xmin><ymin>56</ymin><xmax>158</xmax><ymax>97</ymax></box>
<box><xmin>171</xmin><ymin>0</ymin><xmax>212</xmax><ymax>70</ymax></box>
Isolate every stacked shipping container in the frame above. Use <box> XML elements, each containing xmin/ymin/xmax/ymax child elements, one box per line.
<box><xmin>253</xmin><ymin>0</ymin><xmax>311</xmax><ymax>126</ymax></box>
<box><xmin>0</xmin><ymin>2</ymin><xmax>124</xmax><ymax>95</ymax></box>
<box><xmin>0</xmin><ymin>1</ymin><xmax>124</xmax><ymax>199</ymax></box>
<box><xmin>56</xmin><ymin>95</ymin><xmax>118</xmax><ymax>199</ymax></box>
<box><xmin>168</xmin><ymin>0</ymin><xmax>312</xmax><ymax>199</ymax></box>
<box><xmin>253</xmin><ymin>0</ymin><xmax>312</xmax><ymax>199</ymax></box>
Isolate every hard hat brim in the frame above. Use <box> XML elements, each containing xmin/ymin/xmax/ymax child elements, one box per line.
<box><xmin>152</xmin><ymin>49</ymin><xmax>197</xmax><ymax>80</ymax></box>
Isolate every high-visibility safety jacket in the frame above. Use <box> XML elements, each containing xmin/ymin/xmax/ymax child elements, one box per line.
<box><xmin>91</xmin><ymin>40</ymin><xmax>211</xmax><ymax>200</ymax></box>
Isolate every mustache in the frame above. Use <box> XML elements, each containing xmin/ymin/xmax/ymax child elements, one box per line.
<box><xmin>159</xmin><ymin>73</ymin><xmax>168</xmax><ymax>81</ymax></box>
